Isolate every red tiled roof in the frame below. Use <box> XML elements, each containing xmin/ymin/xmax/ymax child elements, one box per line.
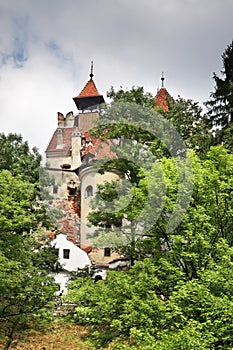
<box><xmin>74</xmin><ymin>79</ymin><xmax>101</xmax><ymax>98</ymax></box>
<box><xmin>46</xmin><ymin>127</ymin><xmax>116</xmax><ymax>162</ymax></box>
<box><xmin>46</xmin><ymin>127</ymin><xmax>75</xmax><ymax>153</ymax></box>
<box><xmin>82</xmin><ymin>246</ymin><xmax>92</xmax><ymax>253</ymax></box>
<box><xmin>81</xmin><ymin>131</ymin><xmax>116</xmax><ymax>160</ymax></box>
<box><xmin>154</xmin><ymin>87</ymin><xmax>173</xmax><ymax>112</ymax></box>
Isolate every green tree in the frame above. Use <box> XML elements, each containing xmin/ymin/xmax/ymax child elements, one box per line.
<box><xmin>0</xmin><ymin>253</ymin><xmax>56</xmax><ymax>350</ymax></box>
<box><xmin>88</xmin><ymin>99</ymin><xmax>194</xmax><ymax>263</ymax></box>
<box><xmin>0</xmin><ymin>132</ymin><xmax>59</xmax><ymax>349</ymax></box>
<box><xmin>223</xmin><ymin>123</ymin><xmax>233</xmax><ymax>152</ymax></box>
<box><xmin>89</xmin><ymin>101</ymin><xmax>162</xmax><ymax>264</ymax></box>
<box><xmin>0</xmin><ymin>133</ymin><xmax>41</xmax><ymax>183</ymax></box>
<box><xmin>107</xmin><ymin>86</ymin><xmax>211</xmax><ymax>156</ymax></box>
<box><xmin>66</xmin><ymin>79</ymin><xmax>233</xmax><ymax>349</ymax></box>
<box><xmin>0</xmin><ymin>170</ymin><xmax>58</xmax><ymax>349</ymax></box>
<box><xmin>89</xmin><ymin>145</ymin><xmax>233</xmax><ymax>279</ymax></box>
<box><xmin>0</xmin><ymin>133</ymin><xmax>57</xmax><ymax>229</ymax></box>
<box><xmin>90</xmin><ymin>93</ymin><xmax>232</xmax><ymax>271</ymax></box>
<box><xmin>107</xmin><ymin>85</ymin><xmax>155</xmax><ymax>109</ymax></box>
<box><xmin>68</xmin><ymin>146</ymin><xmax>233</xmax><ymax>349</ymax></box>
<box><xmin>205</xmin><ymin>40</ymin><xmax>233</xmax><ymax>142</ymax></box>
<box><xmin>0</xmin><ymin>170</ymin><xmax>57</xmax><ymax>349</ymax></box>
<box><xmin>148</xmin><ymin>147</ymin><xmax>233</xmax><ymax>280</ymax></box>
<box><xmin>164</xmin><ymin>96</ymin><xmax>211</xmax><ymax>156</ymax></box>
<box><xmin>87</xmin><ymin>177</ymin><xmax>149</xmax><ymax>265</ymax></box>
<box><xmin>67</xmin><ymin>259</ymin><xmax>168</xmax><ymax>348</ymax></box>
<box><xmin>68</xmin><ymin>219</ymin><xmax>233</xmax><ymax>349</ymax></box>
<box><xmin>67</xmin><ymin>249</ymin><xmax>233</xmax><ymax>349</ymax></box>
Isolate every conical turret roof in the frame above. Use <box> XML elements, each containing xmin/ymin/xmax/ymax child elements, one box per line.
<box><xmin>154</xmin><ymin>87</ymin><xmax>173</xmax><ymax>112</ymax></box>
<box><xmin>76</xmin><ymin>78</ymin><xmax>102</xmax><ymax>98</ymax></box>
<box><xmin>154</xmin><ymin>74</ymin><xmax>173</xmax><ymax>112</ymax></box>
<box><xmin>73</xmin><ymin>63</ymin><xmax>105</xmax><ymax>110</ymax></box>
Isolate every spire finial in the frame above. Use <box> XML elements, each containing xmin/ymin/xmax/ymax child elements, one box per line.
<box><xmin>90</xmin><ymin>61</ymin><xmax>94</xmax><ymax>79</ymax></box>
<box><xmin>161</xmin><ymin>71</ymin><xmax>165</xmax><ymax>88</ymax></box>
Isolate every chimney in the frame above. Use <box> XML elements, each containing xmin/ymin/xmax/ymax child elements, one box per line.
<box><xmin>58</xmin><ymin>112</ymin><xmax>65</xmax><ymax>127</ymax></box>
<box><xmin>66</xmin><ymin>111</ymin><xmax>74</xmax><ymax>127</ymax></box>
<box><xmin>71</xmin><ymin>130</ymin><xmax>81</xmax><ymax>167</ymax></box>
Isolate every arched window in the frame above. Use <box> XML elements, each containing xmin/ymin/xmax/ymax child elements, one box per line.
<box><xmin>94</xmin><ymin>275</ymin><xmax>103</xmax><ymax>283</ymax></box>
<box><xmin>85</xmin><ymin>185</ymin><xmax>93</xmax><ymax>198</ymax></box>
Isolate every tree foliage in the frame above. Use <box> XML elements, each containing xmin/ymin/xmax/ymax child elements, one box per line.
<box><xmin>0</xmin><ymin>133</ymin><xmax>41</xmax><ymax>183</ymax></box>
<box><xmin>68</xmin><ymin>146</ymin><xmax>233</xmax><ymax>349</ymax></box>
<box><xmin>67</xmin><ymin>246</ymin><xmax>233</xmax><ymax>349</ymax></box>
<box><xmin>74</xmin><ymin>68</ymin><xmax>233</xmax><ymax>347</ymax></box>
<box><xmin>164</xmin><ymin>96</ymin><xmax>212</xmax><ymax>156</ymax></box>
<box><xmin>155</xmin><ymin>147</ymin><xmax>233</xmax><ymax>279</ymax></box>
<box><xmin>88</xmin><ymin>98</ymin><xmax>209</xmax><ymax>261</ymax></box>
<box><xmin>0</xmin><ymin>135</ymin><xmax>58</xmax><ymax>349</ymax></box>
<box><xmin>205</xmin><ymin>40</ymin><xmax>233</xmax><ymax>143</ymax></box>
<box><xmin>107</xmin><ymin>85</ymin><xmax>155</xmax><ymax>109</ymax></box>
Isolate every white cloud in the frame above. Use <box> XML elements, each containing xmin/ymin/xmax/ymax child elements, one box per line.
<box><xmin>0</xmin><ymin>40</ymin><xmax>77</xmax><ymax>153</ymax></box>
<box><xmin>0</xmin><ymin>0</ymin><xmax>233</xmax><ymax>153</ymax></box>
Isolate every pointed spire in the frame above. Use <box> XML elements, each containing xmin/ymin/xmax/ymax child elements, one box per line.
<box><xmin>90</xmin><ymin>61</ymin><xmax>94</xmax><ymax>79</ymax></box>
<box><xmin>73</xmin><ymin>63</ymin><xmax>105</xmax><ymax>111</ymax></box>
<box><xmin>154</xmin><ymin>73</ymin><xmax>173</xmax><ymax>112</ymax></box>
<box><xmin>161</xmin><ymin>71</ymin><xmax>165</xmax><ymax>88</ymax></box>
<box><xmin>76</xmin><ymin>79</ymin><xmax>101</xmax><ymax>98</ymax></box>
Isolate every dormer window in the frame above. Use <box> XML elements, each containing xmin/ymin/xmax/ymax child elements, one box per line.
<box><xmin>56</xmin><ymin>129</ymin><xmax>64</xmax><ymax>149</ymax></box>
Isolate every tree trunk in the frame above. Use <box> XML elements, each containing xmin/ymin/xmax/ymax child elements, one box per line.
<box><xmin>4</xmin><ymin>327</ymin><xmax>14</xmax><ymax>350</ymax></box>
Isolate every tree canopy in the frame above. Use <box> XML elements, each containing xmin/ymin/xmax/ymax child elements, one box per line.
<box><xmin>0</xmin><ymin>134</ymin><xmax>58</xmax><ymax>350</ymax></box>
<box><xmin>0</xmin><ymin>133</ymin><xmax>41</xmax><ymax>183</ymax></box>
<box><xmin>68</xmin><ymin>146</ymin><xmax>233</xmax><ymax>349</ymax></box>
<box><xmin>67</xmin><ymin>42</ymin><xmax>233</xmax><ymax>349</ymax></box>
<box><xmin>107</xmin><ymin>85</ymin><xmax>156</xmax><ymax>109</ymax></box>
<box><xmin>205</xmin><ymin>40</ymin><xmax>233</xmax><ymax>143</ymax></box>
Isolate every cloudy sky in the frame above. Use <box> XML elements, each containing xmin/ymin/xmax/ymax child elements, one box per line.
<box><xmin>0</xmin><ymin>0</ymin><xmax>233</xmax><ymax>154</ymax></box>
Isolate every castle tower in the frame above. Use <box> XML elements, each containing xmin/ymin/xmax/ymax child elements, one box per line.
<box><xmin>73</xmin><ymin>61</ymin><xmax>105</xmax><ymax>131</ymax></box>
<box><xmin>46</xmin><ymin>63</ymin><xmax>105</xmax><ymax>171</ymax></box>
<box><xmin>154</xmin><ymin>73</ymin><xmax>173</xmax><ymax>112</ymax></box>
<box><xmin>45</xmin><ymin>64</ymin><xmax>113</xmax><ymax>249</ymax></box>
<box><xmin>73</xmin><ymin>61</ymin><xmax>105</xmax><ymax>111</ymax></box>
<box><xmin>45</xmin><ymin>65</ymin><xmax>127</xmax><ymax>270</ymax></box>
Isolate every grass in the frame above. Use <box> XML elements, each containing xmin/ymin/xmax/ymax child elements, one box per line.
<box><xmin>0</xmin><ymin>319</ymin><xmax>96</xmax><ymax>350</ymax></box>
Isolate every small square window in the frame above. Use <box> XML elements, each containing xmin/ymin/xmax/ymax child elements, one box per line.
<box><xmin>104</xmin><ymin>247</ymin><xmax>111</xmax><ymax>257</ymax></box>
<box><xmin>63</xmin><ymin>249</ymin><xmax>70</xmax><ymax>259</ymax></box>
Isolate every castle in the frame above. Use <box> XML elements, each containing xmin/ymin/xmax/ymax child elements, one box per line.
<box><xmin>45</xmin><ymin>65</ymin><xmax>172</xmax><ymax>272</ymax></box>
